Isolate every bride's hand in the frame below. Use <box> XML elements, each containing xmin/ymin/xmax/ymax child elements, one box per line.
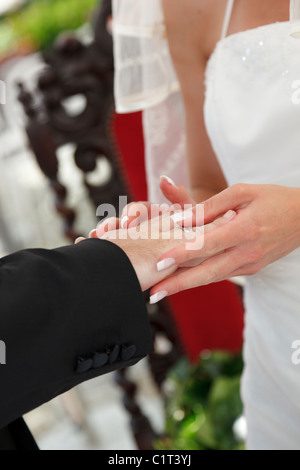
<box><xmin>150</xmin><ymin>184</ymin><xmax>300</xmax><ymax>300</ymax></box>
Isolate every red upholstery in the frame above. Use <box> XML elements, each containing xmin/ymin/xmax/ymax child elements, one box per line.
<box><xmin>112</xmin><ymin>111</ymin><xmax>244</xmax><ymax>363</ymax></box>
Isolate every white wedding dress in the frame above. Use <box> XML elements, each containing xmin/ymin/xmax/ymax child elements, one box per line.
<box><xmin>205</xmin><ymin>0</ymin><xmax>300</xmax><ymax>450</ymax></box>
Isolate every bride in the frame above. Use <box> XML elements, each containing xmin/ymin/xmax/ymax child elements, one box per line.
<box><xmin>96</xmin><ymin>0</ymin><xmax>300</xmax><ymax>450</ymax></box>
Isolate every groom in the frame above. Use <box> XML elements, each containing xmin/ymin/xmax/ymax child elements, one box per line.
<box><xmin>0</xmin><ymin>172</ymin><xmax>237</xmax><ymax>449</ymax></box>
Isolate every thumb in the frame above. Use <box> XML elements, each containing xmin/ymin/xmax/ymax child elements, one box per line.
<box><xmin>160</xmin><ymin>175</ymin><xmax>196</xmax><ymax>207</ymax></box>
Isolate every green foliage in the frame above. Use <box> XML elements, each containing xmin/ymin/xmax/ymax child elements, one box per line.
<box><xmin>156</xmin><ymin>351</ymin><xmax>245</xmax><ymax>450</ymax></box>
<box><xmin>0</xmin><ymin>0</ymin><xmax>98</xmax><ymax>57</ymax></box>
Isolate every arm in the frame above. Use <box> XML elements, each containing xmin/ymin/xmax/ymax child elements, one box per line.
<box><xmin>161</xmin><ymin>0</ymin><xmax>228</xmax><ymax>202</ymax></box>
<box><xmin>0</xmin><ymin>239</ymin><xmax>153</xmax><ymax>428</ymax></box>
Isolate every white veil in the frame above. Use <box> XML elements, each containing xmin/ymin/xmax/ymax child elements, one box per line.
<box><xmin>112</xmin><ymin>0</ymin><xmax>189</xmax><ymax>203</ymax></box>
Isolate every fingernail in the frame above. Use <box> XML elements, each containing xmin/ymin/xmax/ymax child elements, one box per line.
<box><xmin>75</xmin><ymin>237</ymin><xmax>85</xmax><ymax>244</ymax></box>
<box><xmin>149</xmin><ymin>291</ymin><xmax>168</xmax><ymax>304</ymax></box>
<box><xmin>224</xmin><ymin>210</ymin><xmax>236</xmax><ymax>220</ymax></box>
<box><xmin>121</xmin><ymin>216</ymin><xmax>129</xmax><ymax>229</ymax></box>
<box><xmin>160</xmin><ymin>175</ymin><xmax>176</xmax><ymax>186</ymax></box>
<box><xmin>157</xmin><ymin>258</ymin><xmax>176</xmax><ymax>272</ymax></box>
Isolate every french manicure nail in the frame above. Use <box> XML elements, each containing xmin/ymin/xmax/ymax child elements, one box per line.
<box><xmin>157</xmin><ymin>258</ymin><xmax>176</xmax><ymax>272</ymax></box>
<box><xmin>149</xmin><ymin>291</ymin><xmax>168</xmax><ymax>304</ymax></box>
<box><xmin>75</xmin><ymin>237</ymin><xmax>85</xmax><ymax>244</ymax></box>
<box><xmin>224</xmin><ymin>210</ymin><xmax>236</xmax><ymax>220</ymax></box>
<box><xmin>121</xmin><ymin>216</ymin><xmax>130</xmax><ymax>229</ymax></box>
<box><xmin>160</xmin><ymin>175</ymin><xmax>176</xmax><ymax>186</ymax></box>
<box><xmin>89</xmin><ymin>229</ymin><xmax>97</xmax><ymax>238</ymax></box>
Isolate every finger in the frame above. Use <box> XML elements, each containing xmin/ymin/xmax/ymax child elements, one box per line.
<box><xmin>89</xmin><ymin>229</ymin><xmax>98</xmax><ymax>239</ymax></box>
<box><xmin>202</xmin><ymin>184</ymin><xmax>255</xmax><ymax>224</ymax></box>
<box><xmin>121</xmin><ymin>202</ymin><xmax>170</xmax><ymax>229</ymax></box>
<box><xmin>204</xmin><ymin>210</ymin><xmax>236</xmax><ymax>232</ymax></box>
<box><xmin>75</xmin><ymin>237</ymin><xmax>86</xmax><ymax>244</ymax></box>
<box><xmin>157</xmin><ymin>210</ymin><xmax>239</xmax><ymax>270</ymax></box>
<box><xmin>176</xmin><ymin>212</ymin><xmax>236</xmax><ymax>265</ymax></box>
<box><xmin>127</xmin><ymin>213</ymin><xmax>187</xmax><ymax>241</ymax></box>
<box><xmin>230</xmin><ymin>262</ymin><xmax>262</xmax><ymax>277</ymax></box>
<box><xmin>174</xmin><ymin>206</ymin><xmax>236</xmax><ymax>229</ymax></box>
<box><xmin>179</xmin><ymin>256</ymin><xmax>207</xmax><ymax>268</ymax></box>
<box><xmin>160</xmin><ymin>175</ymin><xmax>196</xmax><ymax>207</ymax></box>
<box><xmin>171</xmin><ymin>203</ymin><xmax>204</xmax><ymax>227</ymax></box>
<box><xmin>121</xmin><ymin>201</ymin><xmax>150</xmax><ymax>219</ymax></box>
<box><xmin>121</xmin><ymin>202</ymin><xmax>151</xmax><ymax>229</ymax></box>
<box><xmin>150</xmin><ymin>248</ymin><xmax>241</xmax><ymax>302</ymax></box>
<box><xmin>175</xmin><ymin>185</ymin><xmax>255</xmax><ymax>227</ymax></box>
<box><xmin>96</xmin><ymin>217</ymin><xmax>120</xmax><ymax>238</ymax></box>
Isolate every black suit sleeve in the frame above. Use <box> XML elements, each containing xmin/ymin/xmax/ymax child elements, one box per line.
<box><xmin>0</xmin><ymin>239</ymin><xmax>153</xmax><ymax>429</ymax></box>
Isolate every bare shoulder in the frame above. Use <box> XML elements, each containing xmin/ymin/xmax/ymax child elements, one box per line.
<box><xmin>161</xmin><ymin>0</ymin><xmax>227</xmax><ymax>61</ymax></box>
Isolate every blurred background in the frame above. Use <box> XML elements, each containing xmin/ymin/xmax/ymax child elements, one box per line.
<box><xmin>0</xmin><ymin>0</ymin><xmax>246</xmax><ymax>450</ymax></box>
